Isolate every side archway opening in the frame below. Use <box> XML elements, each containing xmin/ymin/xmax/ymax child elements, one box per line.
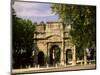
<box><xmin>38</xmin><ymin>51</ymin><xmax>45</xmax><ymax>66</ymax></box>
<box><xmin>66</xmin><ymin>49</ymin><xmax>72</xmax><ymax>65</ymax></box>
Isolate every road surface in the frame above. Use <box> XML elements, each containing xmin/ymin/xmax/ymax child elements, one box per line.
<box><xmin>12</xmin><ymin>64</ymin><xmax>96</xmax><ymax>74</ymax></box>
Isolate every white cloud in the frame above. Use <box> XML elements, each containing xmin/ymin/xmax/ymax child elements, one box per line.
<box><xmin>13</xmin><ymin>1</ymin><xmax>55</xmax><ymax>17</ymax></box>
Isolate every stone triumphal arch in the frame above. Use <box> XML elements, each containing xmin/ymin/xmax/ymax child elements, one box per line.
<box><xmin>33</xmin><ymin>22</ymin><xmax>76</xmax><ymax>66</ymax></box>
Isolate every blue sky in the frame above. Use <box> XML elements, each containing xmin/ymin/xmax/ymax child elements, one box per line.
<box><xmin>13</xmin><ymin>2</ymin><xmax>59</xmax><ymax>23</ymax></box>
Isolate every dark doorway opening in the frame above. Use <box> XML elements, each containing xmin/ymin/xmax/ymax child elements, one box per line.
<box><xmin>49</xmin><ymin>45</ymin><xmax>61</xmax><ymax>65</ymax></box>
<box><xmin>66</xmin><ymin>49</ymin><xmax>72</xmax><ymax>64</ymax></box>
<box><xmin>38</xmin><ymin>51</ymin><xmax>44</xmax><ymax>66</ymax></box>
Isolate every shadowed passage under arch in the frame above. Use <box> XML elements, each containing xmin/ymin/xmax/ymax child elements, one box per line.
<box><xmin>38</xmin><ymin>51</ymin><xmax>45</xmax><ymax>66</ymax></box>
<box><xmin>49</xmin><ymin>45</ymin><xmax>61</xmax><ymax>65</ymax></box>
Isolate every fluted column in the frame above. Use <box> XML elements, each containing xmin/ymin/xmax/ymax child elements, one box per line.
<box><xmin>60</xmin><ymin>24</ymin><xmax>65</xmax><ymax>66</ymax></box>
<box><xmin>84</xmin><ymin>48</ymin><xmax>87</xmax><ymax>65</ymax></box>
<box><xmin>72</xmin><ymin>45</ymin><xmax>76</xmax><ymax>65</ymax></box>
<box><xmin>60</xmin><ymin>42</ymin><xmax>64</xmax><ymax>65</ymax></box>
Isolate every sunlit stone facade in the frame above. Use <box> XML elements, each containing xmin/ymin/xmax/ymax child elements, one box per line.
<box><xmin>33</xmin><ymin>22</ymin><xmax>76</xmax><ymax>66</ymax></box>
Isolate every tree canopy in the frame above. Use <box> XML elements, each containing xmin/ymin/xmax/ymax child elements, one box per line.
<box><xmin>12</xmin><ymin>14</ymin><xmax>35</xmax><ymax>68</ymax></box>
<box><xmin>51</xmin><ymin>4</ymin><xmax>96</xmax><ymax>59</ymax></box>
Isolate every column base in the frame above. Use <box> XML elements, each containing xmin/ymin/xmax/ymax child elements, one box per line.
<box><xmin>84</xmin><ymin>61</ymin><xmax>87</xmax><ymax>65</ymax></box>
<box><xmin>72</xmin><ymin>60</ymin><xmax>76</xmax><ymax>66</ymax></box>
<box><xmin>60</xmin><ymin>61</ymin><xmax>65</xmax><ymax>67</ymax></box>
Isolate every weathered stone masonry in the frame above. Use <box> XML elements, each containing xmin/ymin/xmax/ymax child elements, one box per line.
<box><xmin>33</xmin><ymin>22</ymin><xmax>76</xmax><ymax>66</ymax></box>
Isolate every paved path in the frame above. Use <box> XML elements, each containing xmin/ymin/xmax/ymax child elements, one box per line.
<box><xmin>12</xmin><ymin>64</ymin><xmax>96</xmax><ymax>74</ymax></box>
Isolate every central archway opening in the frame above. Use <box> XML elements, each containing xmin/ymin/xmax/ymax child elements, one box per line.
<box><xmin>49</xmin><ymin>45</ymin><xmax>61</xmax><ymax>65</ymax></box>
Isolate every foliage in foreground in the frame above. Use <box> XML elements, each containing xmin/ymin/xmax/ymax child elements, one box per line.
<box><xmin>51</xmin><ymin>4</ymin><xmax>96</xmax><ymax>59</ymax></box>
<box><xmin>12</xmin><ymin>15</ymin><xmax>35</xmax><ymax>68</ymax></box>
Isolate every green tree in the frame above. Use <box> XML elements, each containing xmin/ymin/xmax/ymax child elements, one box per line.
<box><xmin>51</xmin><ymin>4</ymin><xmax>96</xmax><ymax>60</ymax></box>
<box><xmin>12</xmin><ymin>15</ymin><xmax>36</xmax><ymax>68</ymax></box>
